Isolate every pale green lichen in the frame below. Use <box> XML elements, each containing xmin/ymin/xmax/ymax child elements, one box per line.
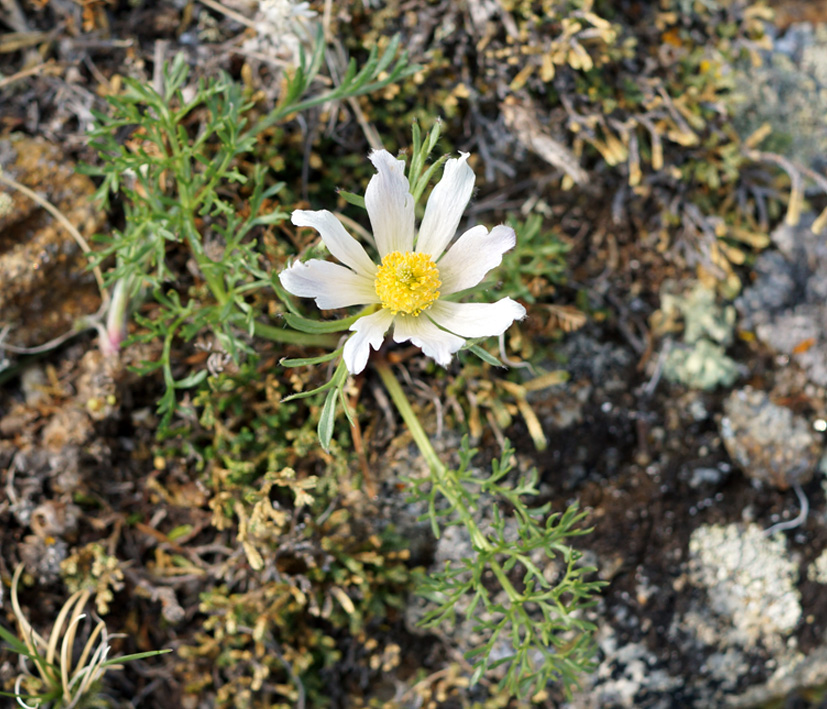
<box><xmin>688</xmin><ymin>523</ymin><xmax>801</xmax><ymax>649</ymax></box>
<box><xmin>673</xmin><ymin>283</ymin><xmax>736</xmax><ymax>346</ymax></box>
<box><xmin>807</xmin><ymin>549</ymin><xmax>827</xmax><ymax>585</ymax></box>
<box><xmin>663</xmin><ymin>339</ymin><xmax>740</xmax><ymax>391</ymax></box>
<box><xmin>0</xmin><ymin>191</ymin><xmax>12</xmax><ymax>218</ymax></box>
<box><xmin>659</xmin><ymin>282</ymin><xmax>740</xmax><ymax>390</ymax></box>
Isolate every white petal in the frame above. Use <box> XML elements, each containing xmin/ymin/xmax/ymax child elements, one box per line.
<box><xmin>279</xmin><ymin>260</ymin><xmax>379</xmax><ymax>309</ymax></box>
<box><xmin>393</xmin><ymin>313</ymin><xmax>466</xmax><ymax>367</ymax></box>
<box><xmin>343</xmin><ymin>308</ymin><xmax>395</xmax><ymax>374</ymax></box>
<box><xmin>365</xmin><ymin>150</ymin><xmax>415</xmax><ymax>257</ymax></box>
<box><xmin>416</xmin><ymin>152</ymin><xmax>475</xmax><ymax>259</ymax></box>
<box><xmin>292</xmin><ymin>209</ymin><xmax>377</xmax><ymax>277</ymax></box>
<box><xmin>427</xmin><ymin>299</ymin><xmax>526</xmax><ymax>338</ymax></box>
<box><xmin>437</xmin><ymin>224</ymin><xmax>516</xmax><ymax>294</ymax></box>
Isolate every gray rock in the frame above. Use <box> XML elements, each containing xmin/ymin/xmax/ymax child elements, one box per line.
<box><xmin>566</xmin><ymin>629</ymin><xmax>681</xmax><ymax>709</ymax></box>
<box><xmin>737</xmin><ymin>216</ymin><xmax>827</xmax><ymax>387</ymax></box>
<box><xmin>720</xmin><ymin>387</ymin><xmax>819</xmax><ymax>489</ymax></box>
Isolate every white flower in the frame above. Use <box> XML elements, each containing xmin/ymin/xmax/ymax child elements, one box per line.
<box><xmin>279</xmin><ymin>149</ymin><xmax>526</xmax><ymax>374</ymax></box>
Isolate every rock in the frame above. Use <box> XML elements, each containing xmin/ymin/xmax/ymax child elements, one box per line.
<box><xmin>569</xmin><ymin>523</ymin><xmax>804</xmax><ymax>708</ymax></box>
<box><xmin>720</xmin><ymin>387</ymin><xmax>819</xmax><ymax>489</ymax></box>
<box><xmin>554</xmin><ymin>329</ymin><xmax>635</xmax><ymax>387</ymax></box>
<box><xmin>0</xmin><ymin>134</ymin><xmax>104</xmax><ymax>348</ymax></box>
<box><xmin>568</xmin><ymin>628</ymin><xmax>681</xmax><ymax>709</ymax></box>
<box><xmin>734</xmin><ymin>23</ymin><xmax>827</xmax><ymax>171</ymax></box>
<box><xmin>18</xmin><ymin>534</ymin><xmax>69</xmax><ymax>586</ymax></box>
<box><xmin>30</xmin><ymin>499</ymin><xmax>80</xmax><ymax>542</ymax></box>
<box><xmin>737</xmin><ymin>215</ymin><xmax>827</xmax><ymax>387</ymax></box>
<box><xmin>687</xmin><ymin>465</ymin><xmax>729</xmax><ymax>489</ymax></box>
<box><xmin>686</xmin><ymin>523</ymin><xmax>801</xmax><ymax>650</ymax></box>
<box><xmin>729</xmin><ymin>646</ymin><xmax>827</xmax><ymax>708</ymax></box>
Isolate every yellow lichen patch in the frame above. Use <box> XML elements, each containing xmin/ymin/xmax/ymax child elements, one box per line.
<box><xmin>374</xmin><ymin>251</ymin><xmax>441</xmax><ymax>316</ymax></box>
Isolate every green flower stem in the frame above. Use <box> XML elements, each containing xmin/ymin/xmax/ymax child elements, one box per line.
<box><xmin>253</xmin><ymin>321</ymin><xmax>340</xmax><ymax>348</ymax></box>
<box><xmin>375</xmin><ymin>359</ymin><xmax>525</xmax><ymax>601</ymax></box>
<box><xmin>375</xmin><ymin>358</ymin><xmax>446</xmax><ymax>475</ymax></box>
<box><xmin>375</xmin><ymin>360</ymin><xmax>493</xmax><ymax>550</ymax></box>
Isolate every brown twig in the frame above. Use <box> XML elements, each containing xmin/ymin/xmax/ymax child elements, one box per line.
<box><xmin>0</xmin><ymin>301</ymin><xmax>106</xmax><ymax>354</ymax></box>
<box><xmin>0</xmin><ymin>61</ymin><xmax>59</xmax><ymax>91</ymax></box>
<box><xmin>197</xmin><ymin>0</ymin><xmax>257</xmax><ymax>29</ymax></box>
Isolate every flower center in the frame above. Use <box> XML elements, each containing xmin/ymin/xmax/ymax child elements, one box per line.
<box><xmin>374</xmin><ymin>251</ymin><xmax>441</xmax><ymax>316</ymax></box>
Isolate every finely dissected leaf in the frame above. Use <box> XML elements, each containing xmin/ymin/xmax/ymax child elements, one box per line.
<box><xmin>515</xmin><ymin>554</ymin><xmax>548</xmax><ymax>586</ymax></box>
<box><xmin>408</xmin><ymin>435</ymin><xmax>603</xmax><ymax>697</ymax></box>
<box><xmin>174</xmin><ymin>370</ymin><xmax>208</xmax><ymax>389</ymax></box>
<box><xmin>82</xmin><ymin>36</ymin><xmax>415</xmax><ymax>434</ymax></box>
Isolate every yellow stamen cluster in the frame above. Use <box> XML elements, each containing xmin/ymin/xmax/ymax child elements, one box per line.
<box><xmin>374</xmin><ymin>251</ymin><xmax>441</xmax><ymax>316</ymax></box>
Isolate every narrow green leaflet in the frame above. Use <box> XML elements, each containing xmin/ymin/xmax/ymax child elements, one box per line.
<box><xmin>281</xmin><ymin>376</ymin><xmax>340</xmax><ymax>403</ymax></box>
<box><xmin>337</xmin><ymin>189</ymin><xmax>366</xmax><ymax>209</ymax></box>
<box><xmin>466</xmin><ymin>344</ymin><xmax>504</xmax><ymax>367</ymax></box>
<box><xmin>316</xmin><ymin>359</ymin><xmax>349</xmax><ymax>450</ymax></box>
<box><xmin>283</xmin><ymin>311</ymin><xmax>362</xmax><ymax>334</ymax></box>
<box><xmin>0</xmin><ymin>623</ymin><xmax>30</xmax><ymax>656</ymax></box>
<box><xmin>318</xmin><ymin>387</ymin><xmax>338</xmax><ymax>452</ymax></box>
<box><xmin>281</xmin><ymin>348</ymin><xmax>342</xmax><ymax>367</ymax></box>
<box><xmin>101</xmin><ymin>649</ymin><xmax>172</xmax><ymax>666</ymax></box>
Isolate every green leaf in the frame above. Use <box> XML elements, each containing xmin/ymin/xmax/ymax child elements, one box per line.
<box><xmin>470</xmin><ymin>664</ymin><xmax>486</xmax><ymax>686</ymax></box>
<box><xmin>337</xmin><ymin>189</ymin><xmax>366</xmax><ymax>209</ymax></box>
<box><xmin>0</xmin><ymin>623</ymin><xmax>30</xmax><ymax>656</ymax></box>
<box><xmin>250</xmin><ymin>210</ymin><xmax>288</xmax><ymax>226</ymax></box>
<box><xmin>515</xmin><ymin>554</ymin><xmax>550</xmax><ymax>587</ymax></box>
<box><xmin>174</xmin><ymin>369</ymin><xmax>208</xmax><ymax>389</ymax></box>
<box><xmin>411</xmin><ymin>153</ymin><xmax>449</xmax><ymax>205</ymax></box>
<box><xmin>280</xmin><ymin>377</ymin><xmax>339</xmax><ymax>403</ymax></box>
<box><xmin>102</xmin><ymin>648</ymin><xmax>173</xmax><ymax>666</ymax></box>
<box><xmin>318</xmin><ymin>387</ymin><xmax>338</xmax><ymax>452</ymax></box>
<box><xmin>337</xmin><ymin>379</ymin><xmax>356</xmax><ymax>427</ymax></box>
<box><xmin>0</xmin><ymin>690</ymin><xmax>53</xmax><ymax>702</ymax></box>
<box><xmin>283</xmin><ymin>311</ymin><xmax>362</xmax><ymax>334</ymax></box>
<box><xmin>281</xmin><ymin>349</ymin><xmax>342</xmax><ymax>367</ymax></box>
<box><xmin>467</xmin><ymin>344</ymin><xmax>503</xmax><ymax>367</ymax></box>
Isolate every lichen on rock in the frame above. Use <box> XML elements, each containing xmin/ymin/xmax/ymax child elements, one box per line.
<box><xmin>686</xmin><ymin>522</ymin><xmax>801</xmax><ymax>650</ymax></box>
